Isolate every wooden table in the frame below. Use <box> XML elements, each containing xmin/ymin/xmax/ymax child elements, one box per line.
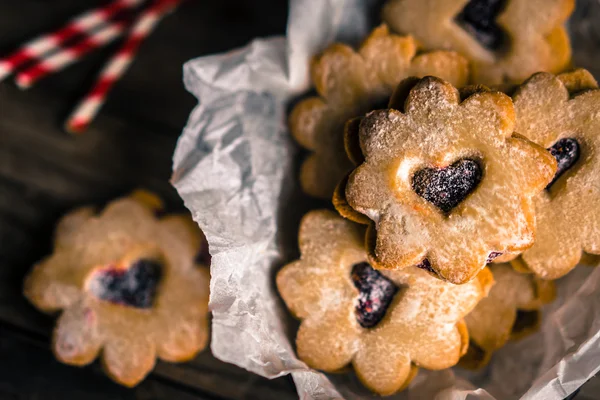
<box><xmin>0</xmin><ymin>1</ymin><xmax>297</xmax><ymax>398</ymax></box>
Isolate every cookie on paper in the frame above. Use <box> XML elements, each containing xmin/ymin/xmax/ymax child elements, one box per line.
<box><xmin>276</xmin><ymin>210</ymin><xmax>493</xmax><ymax>395</ymax></box>
<box><xmin>383</xmin><ymin>0</ymin><xmax>573</xmax><ymax>85</ymax></box>
<box><xmin>334</xmin><ymin>76</ymin><xmax>556</xmax><ymax>284</ymax></box>
<box><xmin>509</xmin><ymin>69</ymin><xmax>600</xmax><ymax>279</ymax></box>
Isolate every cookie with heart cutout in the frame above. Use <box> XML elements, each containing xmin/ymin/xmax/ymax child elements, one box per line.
<box><xmin>23</xmin><ymin>190</ymin><xmax>210</xmax><ymax>387</ymax></box>
<box><xmin>383</xmin><ymin>0</ymin><xmax>573</xmax><ymax>85</ymax></box>
<box><xmin>277</xmin><ymin>209</ymin><xmax>493</xmax><ymax>395</ymax></box>
<box><xmin>459</xmin><ymin>263</ymin><xmax>555</xmax><ymax>369</ymax></box>
<box><xmin>290</xmin><ymin>24</ymin><xmax>469</xmax><ymax>199</ymax></box>
<box><xmin>508</xmin><ymin>69</ymin><xmax>600</xmax><ymax>279</ymax></box>
<box><xmin>334</xmin><ymin>76</ymin><xmax>557</xmax><ymax>284</ymax></box>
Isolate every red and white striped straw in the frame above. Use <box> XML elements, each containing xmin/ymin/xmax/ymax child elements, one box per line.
<box><xmin>66</xmin><ymin>0</ymin><xmax>182</xmax><ymax>134</ymax></box>
<box><xmin>0</xmin><ymin>0</ymin><xmax>145</xmax><ymax>82</ymax></box>
<box><xmin>15</xmin><ymin>21</ymin><xmax>129</xmax><ymax>89</ymax></box>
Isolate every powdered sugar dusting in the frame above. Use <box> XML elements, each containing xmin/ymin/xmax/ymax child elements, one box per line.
<box><xmin>289</xmin><ymin>25</ymin><xmax>469</xmax><ymax>199</ymax></box>
<box><xmin>514</xmin><ymin>71</ymin><xmax>600</xmax><ymax>279</ymax></box>
<box><xmin>345</xmin><ymin>77</ymin><xmax>555</xmax><ymax>283</ymax></box>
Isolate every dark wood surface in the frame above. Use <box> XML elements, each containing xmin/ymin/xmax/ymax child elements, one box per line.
<box><xmin>0</xmin><ymin>1</ymin><xmax>297</xmax><ymax>398</ymax></box>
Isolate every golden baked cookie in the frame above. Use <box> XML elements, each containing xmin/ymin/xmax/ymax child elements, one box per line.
<box><xmin>460</xmin><ymin>263</ymin><xmax>555</xmax><ymax>369</ymax></box>
<box><xmin>277</xmin><ymin>209</ymin><xmax>493</xmax><ymax>395</ymax></box>
<box><xmin>24</xmin><ymin>191</ymin><xmax>210</xmax><ymax>387</ymax></box>
<box><xmin>383</xmin><ymin>0</ymin><xmax>573</xmax><ymax>85</ymax></box>
<box><xmin>290</xmin><ymin>24</ymin><xmax>469</xmax><ymax>199</ymax></box>
<box><xmin>334</xmin><ymin>76</ymin><xmax>556</xmax><ymax>284</ymax></box>
<box><xmin>510</xmin><ymin>69</ymin><xmax>600</xmax><ymax>279</ymax></box>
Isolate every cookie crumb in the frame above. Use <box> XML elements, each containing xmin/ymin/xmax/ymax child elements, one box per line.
<box><xmin>456</xmin><ymin>0</ymin><xmax>508</xmax><ymax>51</ymax></box>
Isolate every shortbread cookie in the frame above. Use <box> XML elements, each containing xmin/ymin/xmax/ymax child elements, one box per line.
<box><xmin>460</xmin><ymin>263</ymin><xmax>555</xmax><ymax>369</ymax></box>
<box><xmin>510</xmin><ymin>69</ymin><xmax>600</xmax><ymax>279</ymax></box>
<box><xmin>383</xmin><ymin>0</ymin><xmax>573</xmax><ymax>85</ymax></box>
<box><xmin>290</xmin><ymin>24</ymin><xmax>469</xmax><ymax>199</ymax></box>
<box><xmin>24</xmin><ymin>191</ymin><xmax>210</xmax><ymax>387</ymax></box>
<box><xmin>277</xmin><ymin>210</ymin><xmax>493</xmax><ymax>395</ymax></box>
<box><xmin>334</xmin><ymin>76</ymin><xmax>556</xmax><ymax>284</ymax></box>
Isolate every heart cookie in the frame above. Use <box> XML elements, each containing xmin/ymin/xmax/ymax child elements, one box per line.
<box><xmin>509</xmin><ymin>69</ymin><xmax>600</xmax><ymax>279</ymax></box>
<box><xmin>334</xmin><ymin>76</ymin><xmax>556</xmax><ymax>284</ymax></box>
<box><xmin>383</xmin><ymin>0</ymin><xmax>573</xmax><ymax>85</ymax></box>
<box><xmin>277</xmin><ymin>209</ymin><xmax>493</xmax><ymax>395</ymax></box>
<box><xmin>24</xmin><ymin>191</ymin><xmax>210</xmax><ymax>387</ymax></box>
<box><xmin>290</xmin><ymin>24</ymin><xmax>469</xmax><ymax>199</ymax></box>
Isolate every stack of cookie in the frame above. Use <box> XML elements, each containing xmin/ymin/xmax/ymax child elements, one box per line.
<box><xmin>278</xmin><ymin>0</ymin><xmax>600</xmax><ymax>395</ymax></box>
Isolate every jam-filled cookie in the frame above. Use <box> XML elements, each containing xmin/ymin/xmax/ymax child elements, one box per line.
<box><xmin>276</xmin><ymin>210</ymin><xmax>493</xmax><ymax>395</ymax></box>
<box><xmin>290</xmin><ymin>24</ymin><xmax>469</xmax><ymax>199</ymax></box>
<box><xmin>460</xmin><ymin>263</ymin><xmax>555</xmax><ymax>369</ymax></box>
<box><xmin>509</xmin><ymin>69</ymin><xmax>600</xmax><ymax>279</ymax></box>
<box><xmin>383</xmin><ymin>0</ymin><xmax>573</xmax><ymax>85</ymax></box>
<box><xmin>24</xmin><ymin>191</ymin><xmax>210</xmax><ymax>387</ymax></box>
<box><xmin>334</xmin><ymin>76</ymin><xmax>556</xmax><ymax>284</ymax></box>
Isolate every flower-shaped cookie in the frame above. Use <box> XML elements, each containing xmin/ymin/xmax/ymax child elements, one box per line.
<box><xmin>277</xmin><ymin>209</ymin><xmax>492</xmax><ymax>395</ymax></box>
<box><xmin>383</xmin><ymin>0</ymin><xmax>573</xmax><ymax>85</ymax></box>
<box><xmin>24</xmin><ymin>191</ymin><xmax>210</xmax><ymax>387</ymax></box>
<box><xmin>290</xmin><ymin>24</ymin><xmax>469</xmax><ymax>199</ymax></box>
<box><xmin>335</xmin><ymin>76</ymin><xmax>556</xmax><ymax>284</ymax></box>
<box><xmin>460</xmin><ymin>263</ymin><xmax>555</xmax><ymax>369</ymax></box>
<box><xmin>510</xmin><ymin>69</ymin><xmax>600</xmax><ymax>279</ymax></box>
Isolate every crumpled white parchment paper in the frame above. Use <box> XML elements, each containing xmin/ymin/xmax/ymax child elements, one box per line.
<box><xmin>171</xmin><ymin>1</ymin><xmax>600</xmax><ymax>398</ymax></box>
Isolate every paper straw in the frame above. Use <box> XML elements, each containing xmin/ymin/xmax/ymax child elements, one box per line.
<box><xmin>15</xmin><ymin>21</ymin><xmax>129</xmax><ymax>89</ymax></box>
<box><xmin>0</xmin><ymin>0</ymin><xmax>145</xmax><ymax>82</ymax></box>
<box><xmin>66</xmin><ymin>0</ymin><xmax>182</xmax><ymax>134</ymax></box>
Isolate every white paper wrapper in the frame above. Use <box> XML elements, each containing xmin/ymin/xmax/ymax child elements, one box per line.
<box><xmin>172</xmin><ymin>1</ymin><xmax>600</xmax><ymax>398</ymax></box>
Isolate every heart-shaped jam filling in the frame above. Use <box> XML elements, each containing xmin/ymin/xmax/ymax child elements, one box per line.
<box><xmin>412</xmin><ymin>159</ymin><xmax>483</xmax><ymax>214</ymax></box>
<box><xmin>546</xmin><ymin>138</ymin><xmax>580</xmax><ymax>189</ymax></box>
<box><xmin>351</xmin><ymin>262</ymin><xmax>398</xmax><ymax>328</ymax></box>
<box><xmin>456</xmin><ymin>0</ymin><xmax>508</xmax><ymax>51</ymax></box>
<box><xmin>88</xmin><ymin>259</ymin><xmax>163</xmax><ymax>309</ymax></box>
